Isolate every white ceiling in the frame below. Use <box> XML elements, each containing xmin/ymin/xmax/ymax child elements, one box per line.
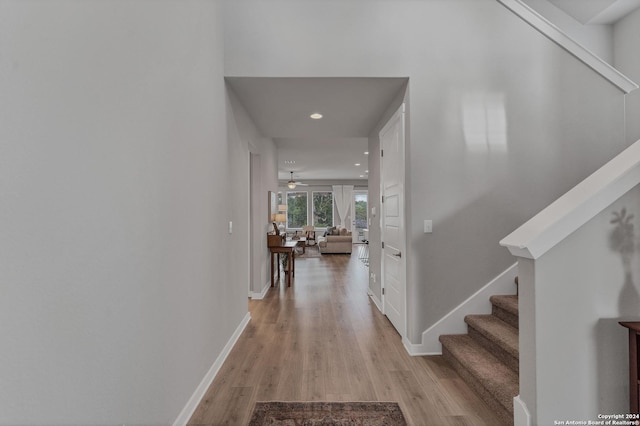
<box><xmin>226</xmin><ymin>77</ymin><xmax>407</xmax><ymax>182</ymax></box>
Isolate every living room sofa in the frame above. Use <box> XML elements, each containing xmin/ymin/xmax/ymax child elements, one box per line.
<box><xmin>317</xmin><ymin>227</ymin><xmax>352</xmax><ymax>254</ymax></box>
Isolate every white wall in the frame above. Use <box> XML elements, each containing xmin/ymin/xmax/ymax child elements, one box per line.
<box><xmin>226</xmin><ymin>85</ymin><xmax>277</xmax><ymax>297</ymax></box>
<box><xmin>518</xmin><ymin>185</ymin><xmax>640</xmax><ymax>424</ymax></box>
<box><xmin>614</xmin><ymin>7</ymin><xmax>640</xmax><ymax>78</ymax></box>
<box><xmin>521</xmin><ymin>0</ymin><xmax>614</xmax><ymax>62</ymax></box>
<box><xmin>0</xmin><ymin>1</ymin><xmax>248</xmax><ymax>423</ymax></box>
<box><xmin>222</xmin><ymin>0</ymin><xmax>629</xmax><ymax>344</ymax></box>
<box><xmin>226</xmin><ymin>89</ymin><xmax>251</xmax><ymax>301</ymax></box>
<box><xmin>613</xmin><ymin>7</ymin><xmax>640</xmax><ymax>145</ymax></box>
<box><xmin>255</xmin><ymin>143</ymin><xmax>279</xmax><ymax>294</ymax></box>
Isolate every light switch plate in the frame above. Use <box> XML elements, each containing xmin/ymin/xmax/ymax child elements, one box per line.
<box><xmin>424</xmin><ymin>220</ymin><xmax>432</xmax><ymax>233</ymax></box>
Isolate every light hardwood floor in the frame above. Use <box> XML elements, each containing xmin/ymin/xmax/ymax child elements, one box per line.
<box><xmin>188</xmin><ymin>248</ymin><xmax>502</xmax><ymax>425</ymax></box>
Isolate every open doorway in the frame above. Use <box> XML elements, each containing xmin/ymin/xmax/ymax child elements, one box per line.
<box><xmin>352</xmin><ymin>191</ymin><xmax>368</xmax><ymax>243</ymax></box>
<box><xmin>228</xmin><ymin>77</ymin><xmax>408</xmax><ymax>314</ymax></box>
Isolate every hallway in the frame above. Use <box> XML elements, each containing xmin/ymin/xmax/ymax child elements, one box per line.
<box><xmin>188</xmin><ymin>250</ymin><xmax>502</xmax><ymax>425</ymax></box>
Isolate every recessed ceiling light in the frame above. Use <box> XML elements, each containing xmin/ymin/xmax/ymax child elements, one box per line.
<box><xmin>359</xmin><ymin>175</ymin><xmax>364</xmax><ymax>178</ymax></box>
<box><xmin>355</xmin><ymin>163</ymin><xmax>360</xmax><ymax>166</ymax></box>
<box><xmin>310</xmin><ymin>113</ymin><xmax>323</xmax><ymax>120</ymax></box>
<box><xmin>365</xmin><ymin>170</ymin><xmax>369</xmax><ymax>173</ymax></box>
<box><xmin>364</xmin><ymin>151</ymin><xmax>369</xmax><ymax>155</ymax></box>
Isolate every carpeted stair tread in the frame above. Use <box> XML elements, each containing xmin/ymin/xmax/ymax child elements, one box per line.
<box><xmin>490</xmin><ymin>294</ymin><xmax>519</xmax><ymax>329</ymax></box>
<box><xmin>439</xmin><ymin>334</ymin><xmax>518</xmax><ymax>417</ymax></box>
<box><xmin>490</xmin><ymin>295</ymin><xmax>518</xmax><ymax>316</ymax></box>
<box><xmin>465</xmin><ymin>314</ymin><xmax>519</xmax><ymax>360</ymax></box>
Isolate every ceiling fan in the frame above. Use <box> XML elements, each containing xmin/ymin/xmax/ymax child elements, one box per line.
<box><xmin>287</xmin><ymin>171</ymin><xmax>308</xmax><ymax>189</ymax></box>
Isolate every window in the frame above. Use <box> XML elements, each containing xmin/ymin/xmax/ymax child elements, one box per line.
<box><xmin>312</xmin><ymin>192</ymin><xmax>333</xmax><ymax>228</ymax></box>
<box><xmin>286</xmin><ymin>192</ymin><xmax>307</xmax><ymax>229</ymax></box>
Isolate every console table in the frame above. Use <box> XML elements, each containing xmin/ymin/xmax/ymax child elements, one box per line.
<box><xmin>268</xmin><ymin>240</ymin><xmax>296</xmax><ymax>287</ymax></box>
<box><xmin>620</xmin><ymin>321</ymin><xmax>640</xmax><ymax>413</ymax></box>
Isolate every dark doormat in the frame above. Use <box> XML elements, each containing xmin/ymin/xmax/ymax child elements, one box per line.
<box><xmin>248</xmin><ymin>401</ymin><xmax>408</xmax><ymax>425</ymax></box>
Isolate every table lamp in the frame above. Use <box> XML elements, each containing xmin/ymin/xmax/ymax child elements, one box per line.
<box><xmin>274</xmin><ymin>213</ymin><xmax>286</xmax><ymax>234</ymax></box>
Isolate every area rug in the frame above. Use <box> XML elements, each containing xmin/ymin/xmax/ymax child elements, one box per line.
<box><xmin>248</xmin><ymin>401</ymin><xmax>407</xmax><ymax>425</ymax></box>
<box><xmin>295</xmin><ymin>244</ymin><xmax>322</xmax><ymax>258</ymax></box>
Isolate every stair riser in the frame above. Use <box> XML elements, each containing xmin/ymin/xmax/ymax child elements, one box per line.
<box><xmin>468</xmin><ymin>327</ymin><xmax>519</xmax><ymax>374</ymax></box>
<box><xmin>441</xmin><ymin>346</ymin><xmax>514</xmax><ymax>426</ymax></box>
<box><xmin>492</xmin><ymin>305</ymin><xmax>518</xmax><ymax>329</ymax></box>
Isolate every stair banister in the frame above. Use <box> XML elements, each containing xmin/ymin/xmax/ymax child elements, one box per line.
<box><xmin>500</xmin><ymin>139</ymin><xmax>640</xmax><ymax>426</ymax></box>
<box><xmin>501</xmin><ymin>139</ymin><xmax>640</xmax><ymax>259</ymax></box>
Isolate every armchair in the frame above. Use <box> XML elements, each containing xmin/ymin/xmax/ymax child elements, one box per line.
<box><xmin>302</xmin><ymin>225</ymin><xmax>316</xmax><ymax>246</ymax></box>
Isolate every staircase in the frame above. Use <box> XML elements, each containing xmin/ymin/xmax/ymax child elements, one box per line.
<box><xmin>439</xmin><ymin>294</ymin><xmax>519</xmax><ymax>425</ymax></box>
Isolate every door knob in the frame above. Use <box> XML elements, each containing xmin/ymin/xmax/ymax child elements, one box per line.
<box><xmin>393</xmin><ymin>251</ymin><xmax>402</xmax><ymax>258</ymax></box>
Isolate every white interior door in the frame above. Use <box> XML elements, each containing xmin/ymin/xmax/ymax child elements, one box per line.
<box><xmin>380</xmin><ymin>104</ymin><xmax>406</xmax><ymax>337</ymax></box>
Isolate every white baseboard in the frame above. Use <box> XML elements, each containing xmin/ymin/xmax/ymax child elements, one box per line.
<box><xmin>403</xmin><ymin>337</ymin><xmax>441</xmax><ymax>356</ymax></box>
<box><xmin>407</xmin><ymin>263</ymin><xmax>518</xmax><ymax>356</ymax></box>
<box><xmin>513</xmin><ymin>395</ymin><xmax>531</xmax><ymax>426</ymax></box>
<box><xmin>173</xmin><ymin>312</ymin><xmax>251</xmax><ymax>426</ymax></box>
<box><xmin>251</xmin><ymin>282</ymin><xmax>270</xmax><ymax>300</ymax></box>
<box><xmin>368</xmin><ymin>290</ymin><xmax>383</xmax><ymax>313</ymax></box>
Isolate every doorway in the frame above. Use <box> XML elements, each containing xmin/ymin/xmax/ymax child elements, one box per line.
<box><xmin>227</xmin><ymin>76</ymin><xmax>409</xmax><ymax>318</ymax></box>
<box><xmin>351</xmin><ymin>191</ymin><xmax>368</xmax><ymax>243</ymax></box>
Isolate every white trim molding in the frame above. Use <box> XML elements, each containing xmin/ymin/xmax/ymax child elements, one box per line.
<box><xmin>497</xmin><ymin>0</ymin><xmax>638</xmax><ymax>94</ymax></box>
<box><xmin>405</xmin><ymin>264</ymin><xmax>518</xmax><ymax>356</ymax></box>
<box><xmin>403</xmin><ymin>337</ymin><xmax>441</xmax><ymax>356</ymax></box>
<box><xmin>173</xmin><ymin>312</ymin><xmax>251</xmax><ymax>426</ymax></box>
<box><xmin>514</xmin><ymin>395</ymin><xmax>531</xmax><ymax>426</ymax></box>
<box><xmin>501</xmin><ymin>139</ymin><xmax>640</xmax><ymax>259</ymax></box>
<box><xmin>251</xmin><ymin>282</ymin><xmax>271</xmax><ymax>300</ymax></box>
<box><xmin>368</xmin><ymin>290</ymin><xmax>383</xmax><ymax>314</ymax></box>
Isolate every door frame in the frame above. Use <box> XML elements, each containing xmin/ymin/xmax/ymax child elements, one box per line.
<box><xmin>351</xmin><ymin>190</ymin><xmax>369</xmax><ymax>243</ymax></box>
<box><xmin>379</xmin><ymin>103</ymin><xmax>406</xmax><ymax>337</ymax></box>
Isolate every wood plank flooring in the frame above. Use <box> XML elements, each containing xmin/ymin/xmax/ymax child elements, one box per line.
<box><xmin>188</xmin><ymin>248</ymin><xmax>502</xmax><ymax>425</ymax></box>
